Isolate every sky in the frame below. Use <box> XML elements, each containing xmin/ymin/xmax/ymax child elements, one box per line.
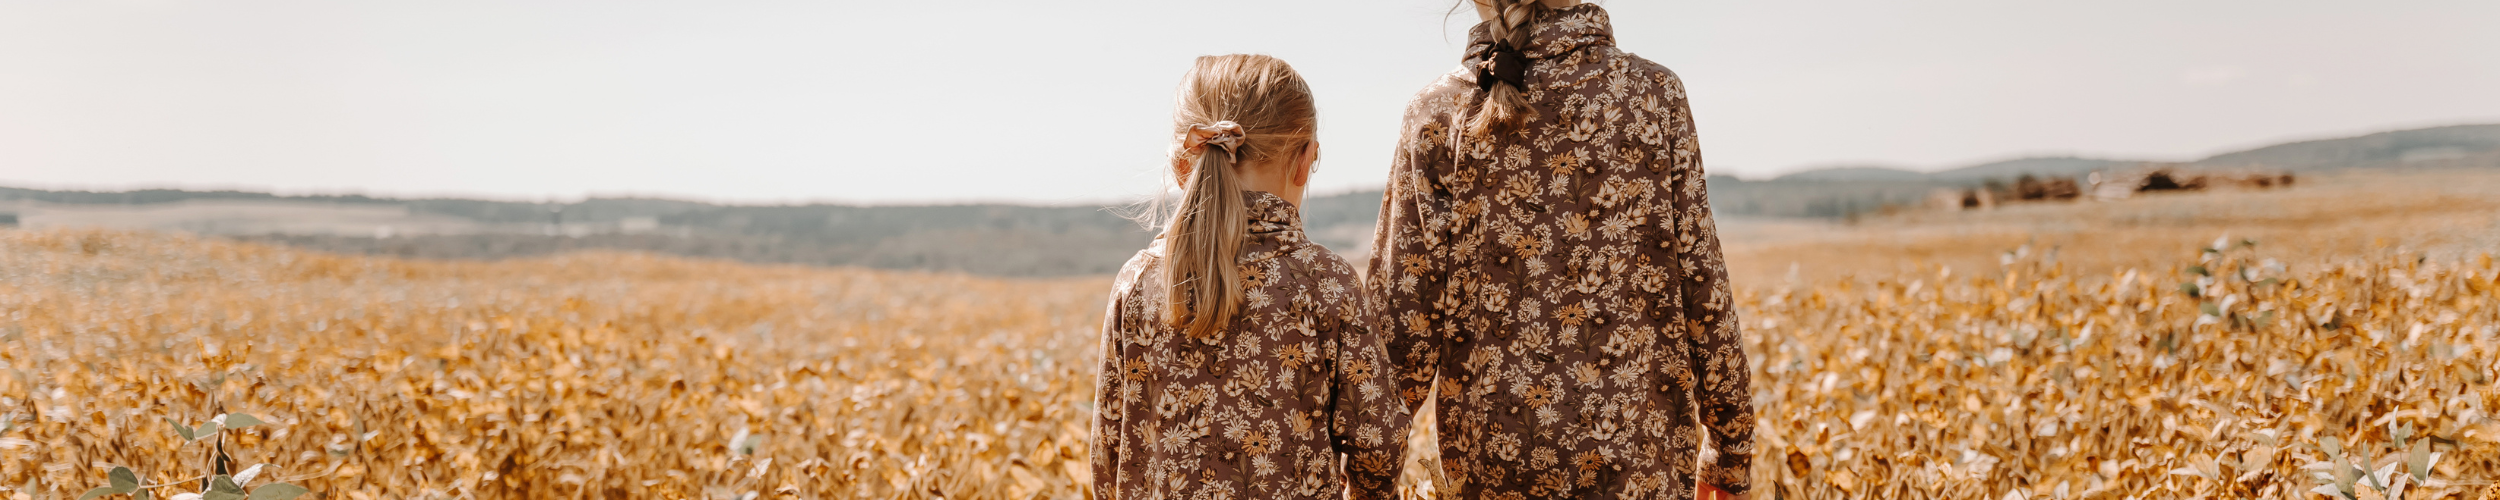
<box><xmin>2</xmin><ymin>0</ymin><xmax>2496</xmax><ymax>205</ymax></box>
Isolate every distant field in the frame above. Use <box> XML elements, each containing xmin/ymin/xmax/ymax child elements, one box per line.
<box><xmin>4</xmin><ymin>170</ymin><xmax>2498</xmax><ymax>499</ymax></box>
<box><xmin>17</xmin><ymin>200</ymin><xmax>495</xmax><ymax>237</ymax></box>
<box><xmin>1718</xmin><ymin>169</ymin><xmax>2500</xmax><ymax>285</ymax></box>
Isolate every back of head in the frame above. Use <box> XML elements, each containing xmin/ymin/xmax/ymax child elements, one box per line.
<box><xmin>1161</xmin><ymin>54</ymin><xmax>1318</xmax><ymax>340</ymax></box>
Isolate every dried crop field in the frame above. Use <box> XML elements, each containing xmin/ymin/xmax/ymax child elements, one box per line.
<box><xmin>2</xmin><ymin>231</ymin><xmax>1107</xmax><ymax>499</ymax></box>
<box><xmin>5</xmin><ymin>170</ymin><xmax>2500</xmax><ymax>499</ymax></box>
<box><xmin>1729</xmin><ymin>245</ymin><xmax>2498</xmax><ymax>499</ymax></box>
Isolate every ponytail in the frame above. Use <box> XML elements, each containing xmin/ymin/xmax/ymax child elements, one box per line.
<box><xmin>1164</xmin><ymin>143</ymin><xmax>1249</xmax><ymax>341</ymax></box>
<box><xmin>1149</xmin><ymin>54</ymin><xmax>1317</xmax><ymax>341</ymax></box>
<box><xmin>1467</xmin><ymin>0</ymin><xmax>1543</xmax><ymax>137</ymax></box>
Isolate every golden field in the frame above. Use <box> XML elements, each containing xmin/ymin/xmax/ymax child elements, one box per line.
<box><xmin>2</xmin><ymin>233</ymin><xmax>1108</xmax><ymax>499</ymax></box>
<box><xmin>5</xmin><ymin>169</ymin><xmax>2500</xmax><ymax>499</ymax></box>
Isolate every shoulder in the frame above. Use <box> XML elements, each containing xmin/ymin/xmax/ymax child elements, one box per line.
<box><xmin>1612</xmin><ymin>50</ymin><xmax>1689</xmax><ymax>96</ymax></box>
<box><xmin>1404</xmin><ymin>68</ymin><xmax>1474</xmax><ymax>127</ymax></box>
<box><xmin>1111</xmin><ymin>242</ymin><xmax>1162</xmax><ymax>300</ymax></box>
<box><xmin>1278</xmin><ymin>243</ymin><xmax>1371</xmax><ymax>318</ymax></box>
<box><xmin>1393</xmin><ymin>69</ymin><xmax>1474</xmax><ymax>167</ymax></box>
<box><xmin>1303</xmin><ymin>245</ymin><xmax>1365</xmax><ymax>286</ymax></box>
<box><xmin>1248</xmin><ymin>241</ymin><xmax>1363</xmax><ymax>289</ymax></box>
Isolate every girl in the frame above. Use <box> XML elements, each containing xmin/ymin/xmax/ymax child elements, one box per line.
<box><xmin>1365</xmin><ymin>1</ymin><xmax>1757</xmax><ymax>499</ymax></box>
<box><xmin>1090</xmin><ymin>54</ymin><xmax>1410</xmax><ymax>500</ymax></box>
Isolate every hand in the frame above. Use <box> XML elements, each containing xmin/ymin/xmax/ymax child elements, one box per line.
<box><xmin>1696</xmin><ymin>482</ymin><xmax>1749</xmax><ymax>500</ymax></box>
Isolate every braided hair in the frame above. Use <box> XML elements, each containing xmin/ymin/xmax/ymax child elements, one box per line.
<box><xmin>1467</xmin><ymin>0</ymin><xmax>1547</xmax><ymax>137</ymax></box>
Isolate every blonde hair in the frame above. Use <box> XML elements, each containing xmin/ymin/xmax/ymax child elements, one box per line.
<box><xmin>1160</xmin><ymin>54</ymin><xmax>1318</xmax><ymax>340</ymax></box>
<box><xmin>1469</xmin><ymin>0</ymin><xmax>1547</xmax><ymax>137</ymax></box>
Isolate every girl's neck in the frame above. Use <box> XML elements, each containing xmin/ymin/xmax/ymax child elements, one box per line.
<box><xmin>1238</xmin><ymin>172</ymin><xmax>1306</xmax><ymax>209</ymax></box>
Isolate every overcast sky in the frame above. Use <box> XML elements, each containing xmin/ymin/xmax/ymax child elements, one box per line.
<box><xmin>3</xmin><ymin>0</ymin><xmax>2495</xmax><ymax>205</ymax></box>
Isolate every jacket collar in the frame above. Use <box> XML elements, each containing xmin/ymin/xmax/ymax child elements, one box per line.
<box><xmin>1148</xmin><ymin>190</ymin><xmax>1303</xmax><ymax>257</ymax></box>
<box><xmin>1243</xmin><ymin>190</ymin><xmax>1301</xmax><ymax>234</ymax></box>
<box><xmin>1465</xmin><ymin>3</ymin><xmax>1616</xmax><ymax>63</ymax></box>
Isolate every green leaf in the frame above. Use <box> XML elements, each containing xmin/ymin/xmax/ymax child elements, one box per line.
<box><xmin>2408</xmin><ymin>439</ymin><xmax>2431</xmax><ymax>481</ymax></box>
<box><xmin>166</xmin><ymin>417</ymin><xmax>195</xmax><ymax>441</ymax></box>
<box><xmin>136</xmin><ymin>488</ymin><xmax>153</xmax><ymax>500</ymax></box>
<box><xmin>78</xmin><ymin>487</ymin><xmax>121</xmax><ymax>500</ymax></box>
<box><xmin>210</xmin><ymin>475</ymin><xmax>245</xmax><ymax>494</ymax></box>
<box><xmin>195</xmin><ymin>420</ymin><xmax>223</xmax><ymax>439</ymax></box>
<box><xmin>204</xmin><ymin>475</ymin><xmax>247</xmax><ymax>500</ymax></box>
<box><xmin>222</xmin><ymin>413</ymin><xmax>265</xmax><ymax>429</ymax></box>
<box><xmin>2186</xmin><ymin>265</ymin><xmax>2210</xmax><ymax>277</ymax></box>
<box><xmin>2178</xmin><ymin>282</ymin><xmax>2201</xmax><ymax>297</ymax></box>
<box><xmin>738</xmin><ymin>434</ymin><xmax>764</xmax><ymax>456</ymax></box>
<box><xmin>2199</xmin><ymin>302</ymin><xmax>2221</xmax><ymax>317</ymax></box>
<box><xmin>249</xmin><ymin>483</ymin><xmax>311</xmax><ymax>500</ymax></box>
<box><xmin>109</xmin><ymin>466</ymin><xmax>140</xmax><ymax>493</ymax></box>
<box><xmin>2334</xmin><ymin>459</ymin><xmax>2360</xmax><ymax>493</ymax></box>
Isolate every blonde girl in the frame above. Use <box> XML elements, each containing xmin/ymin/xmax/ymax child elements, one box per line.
<box><xmin>1089</xmin><ymin>54</ymin><xmax>1409</xmax><ymax>500</ymax></box>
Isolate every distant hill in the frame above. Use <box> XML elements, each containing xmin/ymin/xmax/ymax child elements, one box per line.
<box><xmin>1770</xmin><ymin>157</ymin><xmax>2137</xmax><ymax>184</ymax></box>
<box><xmin>1744</xmin><ymin>157</ymin><xmax>2135</xmax><ymax>219</ymax></box>
<box><xmin>1742</xmin><ymin>123</ymin><xmax>2500</xmax><ymax>216</ymax></box>
<box><xmin>2191</xmin><ymin>124</ymin><xmax>2500</xmax><ymax>172</ymax></box>
<box><xmin>8</xmin><ymin>122</ymin><xmax>2495</xmax><ymax>276</ymax></box>
<box><xmin>1931</xmin><ymin>157</ymin><xmax>2132</xmax><ymax>182</ymax></box>
<box><xmin>1772</xmin><ymin>166</ymin><xmax>1927</xmax><ymax>182</ymax></box>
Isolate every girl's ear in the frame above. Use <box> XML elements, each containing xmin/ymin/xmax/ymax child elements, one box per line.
<box><xmin>1291</xmin><ymin>141</ymin><xmax>1318</xmax><ymax>187</ymax></box>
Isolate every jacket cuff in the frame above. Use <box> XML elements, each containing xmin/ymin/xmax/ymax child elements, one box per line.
<box><xmin>1701</xmin><ymin>455</ymin><xmax>1750</xmax><ymax>495</ymax></box>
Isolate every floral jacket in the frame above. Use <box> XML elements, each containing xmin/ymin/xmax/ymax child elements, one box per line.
<box><xmin>1092</xmin><ymin>191</ymin><xmax>1411</xmax><ymax>500</ymax></box>
<box><xmin>1364</xmin><ymin>4</ymin><xmax>1756</xmax><ymax>499</ymax></box>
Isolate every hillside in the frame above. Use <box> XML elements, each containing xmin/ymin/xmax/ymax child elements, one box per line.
<box><xmin>2192</xmin><ymin>123</ymin><xmax>2500</xmax><ymax>171</ymax></box>
<box><xmin>1769</xmin><ymin>123</ymin><xmax>2500</xmax><ymax>183</ymax></box>
<box><xmin>8</xmin><ymin>123</ymin><xmax>2496</xmax><ymax>276</ymax></box>
<box><xmin>1770</xmin><ymin>165</ymin><xmax>1927</xmax><ymax>182</ymax></box>
<box><xmin>1929</xmin><ymin>156</ymin><xmax>2131</xmax><ymax>182</ymax></box>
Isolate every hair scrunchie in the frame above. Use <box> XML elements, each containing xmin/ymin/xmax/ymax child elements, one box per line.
<box><xmin>1184</xmin><ymin>121</ymin><xmax>1246</xmax><ymax>160</ymax></box>
<box><xmin>1473</xmin><ymin>41</ymin><xmax>1529</xmax><ymax>93</ymax></box>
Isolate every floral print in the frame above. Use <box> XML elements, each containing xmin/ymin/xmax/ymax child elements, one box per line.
<box><xmin>1364</xmin><ymin>4</ymin><xmax>1756</xmax><ymax>498</ymax></box>
<box><xmin>1093</xmin><ymin>191</ymin><xmax>1412</xmax><ymax>500</ymax></box>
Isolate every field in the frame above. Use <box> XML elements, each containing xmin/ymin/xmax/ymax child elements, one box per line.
<box><xmin>5</xmin><ymin>170</ymin><xmax>2500</xmax><ymax>499</ymax></box>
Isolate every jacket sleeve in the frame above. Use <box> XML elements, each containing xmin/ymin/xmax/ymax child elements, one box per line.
<box><xmin>1365</xmin><ymin>94</ymin><xmax>1460</xmax><ymax>414</ymax></box>
<box><xmin>1089</xmin><ymin>284</ymin><xmax>1130</xmax><ymax>499</ymax></box>
<box><xmin>1660</xmin><ymin>74</ymin><xmax>1757</xmax><ymax>494</ymax></box>
<box><xmin>1330</xmin><ymin>276</ymin><xmax>1413</xmax><ymax>500</ymax></box>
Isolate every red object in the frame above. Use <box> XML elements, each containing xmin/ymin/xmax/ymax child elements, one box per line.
<box><xmin>1697</xmin><ymin>482</ymin><xmax>1734</xmax><ymax>500</ymax></box>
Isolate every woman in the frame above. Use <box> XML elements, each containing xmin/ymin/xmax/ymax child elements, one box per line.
<box><xmin>1365</xmin><ymin>1</ymin><xmax>1756</xmax><ymax>499</ymax></box>
<box><xmin>1091</xmin><ymin>54</ymin><xmax>1410</xmax><ymax>500</ymax></box>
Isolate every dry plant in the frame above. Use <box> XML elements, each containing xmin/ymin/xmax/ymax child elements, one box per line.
<box><xmin>1737</xmin><ymin>239</ymin><xmax>2498</xmax><ymax>499</ymax></box>
<box><xmin>3</xmin><ymin>230</ymin><xmax>1104</xmax><ymax>499</ymax></box>
<box><xmin>4</xmin><ymin>220</ymin><xmax>2495</xmax><ymax>498</ymax></box>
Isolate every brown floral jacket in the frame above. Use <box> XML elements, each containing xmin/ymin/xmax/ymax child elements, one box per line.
<box><xmin>1364</xmin><ymin>4</ymin><xmax>1756</xmax><ymax>499</ymax></box>
<box><xmin>1092</xmin><ymin>191</ymin><xmax>1411</xmax><ymax>500</ymax></box>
